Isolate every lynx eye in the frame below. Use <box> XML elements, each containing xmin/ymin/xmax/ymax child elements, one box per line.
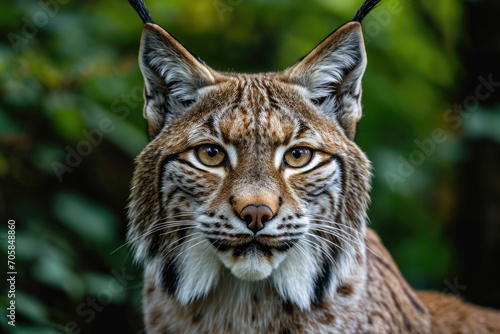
<box><xmin>196</xmin><ymin>144</ymin><xmax>226</xmax><ymax>167</ymax></box>
<box><xmin>284</xmin><ymin>147</ymin><xmax>313</xmax><ymax>168</ymax></box>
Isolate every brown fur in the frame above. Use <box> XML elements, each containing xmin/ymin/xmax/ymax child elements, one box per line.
<box><xmin>138</xmin><ymin>229</ymin><xmax>500</xmax><ymax>333</ymax></box>
<box><xmin>419</xmin><ymin>291</ymin><xmax>500</xmax><ymax>334</ymax></box>
<box><xmin>126</xmin><ymin>2</ymin><xmax>500</xmax><ymax>333</ymax></box>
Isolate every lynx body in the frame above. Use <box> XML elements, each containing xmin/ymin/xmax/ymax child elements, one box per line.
<box><xmin>126</xmin><ymin>0</ymin><xmax>500</xmax><ymax>332</ymax></box>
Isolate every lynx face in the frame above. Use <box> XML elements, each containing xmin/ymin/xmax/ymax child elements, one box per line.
<box><xmin>128</xmin><ymin>7</ymin><xmax>372</xmax><ymax>310</ymax></box>
<box><xmin>155</xmin><ymin>79</ymin><xmax>349</xmax><ymax>283</ymax></box>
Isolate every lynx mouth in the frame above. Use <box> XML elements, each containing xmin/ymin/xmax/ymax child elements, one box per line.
<box><xmin>211</xmin><ymin>236</ymin><xmax>297</xmax><ymax>281</ymax></box>
<box><xmin>207</xmin><ymin>235</ymin><xmax>299</xmax><ymax>255</ymax></box>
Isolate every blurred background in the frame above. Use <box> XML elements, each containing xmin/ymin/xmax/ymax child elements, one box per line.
<box><xmin>1</xmin><ymin>0</ymin><xmax>500</xmax><ymax>332</ymax></box>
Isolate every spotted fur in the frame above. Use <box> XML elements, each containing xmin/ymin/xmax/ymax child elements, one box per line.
<box><xmin>126</xmin><ymin>0</ymin><xmax>500</xmax><ymax>333</ymax></box>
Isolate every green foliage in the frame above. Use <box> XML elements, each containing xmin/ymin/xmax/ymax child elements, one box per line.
<box><xmin>3</xmin><ymin>0</ymin><xmax>498</xmax><ymax>332</ymax></box>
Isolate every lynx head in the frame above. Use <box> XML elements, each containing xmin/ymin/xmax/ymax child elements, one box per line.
<box><xmin>127</xmin><ymin>0</ymin><xmax>378</xmax><ymax>310</ymax></box>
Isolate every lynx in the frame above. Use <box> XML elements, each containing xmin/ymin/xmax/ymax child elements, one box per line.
<box><xmin>126</xmin><ymin>0</ymin><xmax>500</xmax><ymax>332</ymax></box>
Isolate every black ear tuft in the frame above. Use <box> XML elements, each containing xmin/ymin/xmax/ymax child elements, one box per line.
<box><xmin>128</xmin><ymin>0</ymin><xmax>154</xmax><ymax>24</ymax></box>
<box><xmin>352</xmin><ymin>0</ymin><xmax>382</xmax><ymax>22</ymax></box>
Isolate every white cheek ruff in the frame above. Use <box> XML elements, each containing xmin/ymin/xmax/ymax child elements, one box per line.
<box><xmin>176</xmin><ymin>238</ymin><xmax>222</xmax><ymax>305</ymax></box>
<box><xmin>271</xmin><ymin>239</ymin><xmax>318</xmax><ymax>310</ymax></box>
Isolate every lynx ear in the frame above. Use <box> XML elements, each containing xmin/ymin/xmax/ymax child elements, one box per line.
<box><xmin>138</xmin><ymin>23</ymin><xmax>215</xmax><ymax>138</ymax></box>
<box><xmin>284</xmin><ymin>22</ymin><xmax>367</xmax><ymax>140</ymax></box>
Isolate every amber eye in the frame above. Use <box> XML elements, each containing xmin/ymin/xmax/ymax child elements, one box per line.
<box><xmin>284</xmin><ymin>147</ymin><xmax>313</xmax><ymax>168</ymax></box>
<box><xmin>196</xmin><ymin>144</ymin><xmax>226</xmax><ymax>167</ymax></box>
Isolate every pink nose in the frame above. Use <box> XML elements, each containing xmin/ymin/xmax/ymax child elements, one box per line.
<box><xmin>239</xmin><ymin>205</ymin><xmax>274</xmax><ymax>233</ymax></box>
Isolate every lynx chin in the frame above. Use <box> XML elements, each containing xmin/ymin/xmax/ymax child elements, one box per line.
<box><xmin>125</xmin><ymin>0</ymin><xmax>500</xmax><ymax>333</ymax></box>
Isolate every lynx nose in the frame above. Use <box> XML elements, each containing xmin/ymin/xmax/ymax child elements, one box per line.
<box><xmin>239</xmin><ymin>205</ymin><xmax>274</xmax><ymax>233</ymax></box>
